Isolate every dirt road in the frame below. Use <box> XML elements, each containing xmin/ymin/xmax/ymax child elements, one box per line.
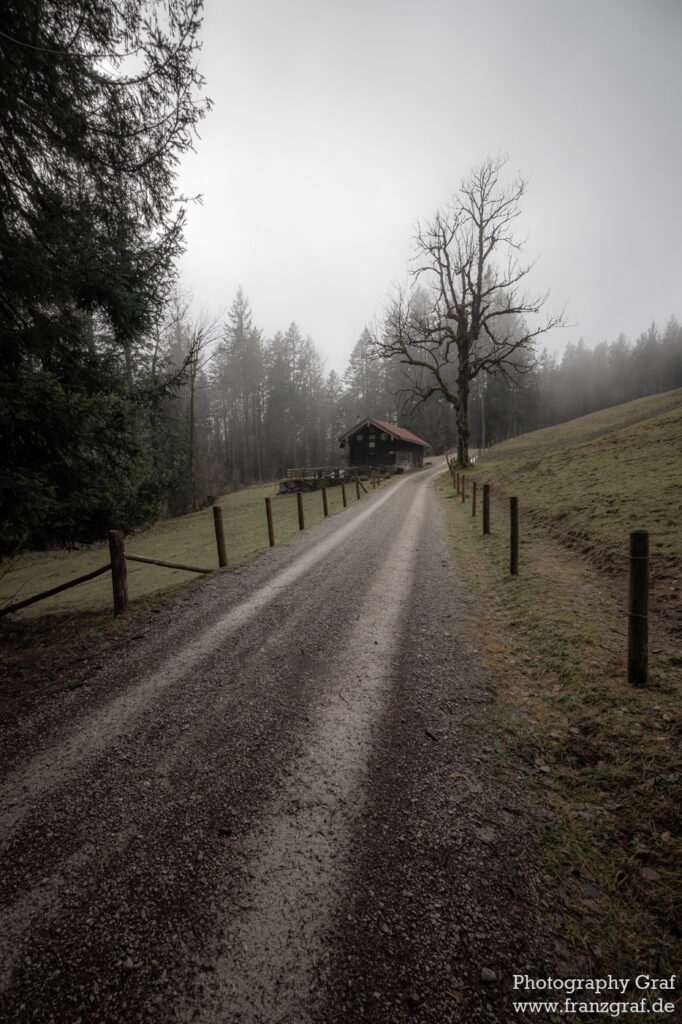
<box><xmin>0</xmin><ymin>465</ymin><xmax>552</xmax><ymax>1023</ymax></box>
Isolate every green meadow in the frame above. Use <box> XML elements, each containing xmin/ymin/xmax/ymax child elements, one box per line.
<box><xmin>470</xmin><ymin>387</ymin><xmax>682</xmax><ymax>555</ymax></box>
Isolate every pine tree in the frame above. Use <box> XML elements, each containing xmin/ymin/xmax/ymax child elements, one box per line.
<box><xmin>211</xmin><ymin>290</ymin><xmax>264</xmax><ymax>486</ymax></box>
<box><xmin>0</xmin><ymin>1</ymin><xmax>209</xmax><ymax>556</ymax></box>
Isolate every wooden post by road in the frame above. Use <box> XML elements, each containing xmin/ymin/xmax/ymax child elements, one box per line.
<box><xmin>355</xmin><ymin>476</ymin><xmax>361</xmax><ymax>500</ymax></box>
<box><xmin>510</xmin><ymin>497</ymin><xmax>519</xmax><ymax>574</ymax></box>
<box><xmin>297</xmin><ymin>491</ymin><xmax>305</xmax><ymax>531</ymax></box>
<box><xmin>265</xmin><ymin>497</ymin><xmax>275</xmax><ymax>547</ymax></box>
<box><xmin>452</xmin><ymin>468</ymin><xmax>456</xmax><ymax>489</ymax></box>
<box><xmin>108</xmin><ymin>530</ymin><xmax>128</xmax><ymax>615</ymax></box>
<box><xmin>472</xmin><ymin>480</ymin><xmax>477</xmax><ymax>517</ymax></box>
<box><xmin>456</xmin><ymin>472</ymin><xmax>460</xmax><ymax>494</ymax></box>
<box><xmin>341</xmin><ymin>481</ymin><xmax>347</xmax><ymax>507</ymax></box>
<box><xmin>483</xmin><ymin>484</ymin><xmax>490</xmax><ymax>535</ymax></box>
<box><xmin>628</xmin><ymin>530</ymin><xmax>648</xmax><ymax>686</ymax></box>
<box><xmin>213</xmin><ymin>505</ymin><xmax>227</xmax><ymax>567</ymax></box>
<box><xmin>322</xmin><ymin>486</ymin><xmax>329</xmax><ymax>517</ymax></box>
<box><xmin>461</xmin><ymin>476</ymin><xmax>466</xmax><ymax>503</ymax></box>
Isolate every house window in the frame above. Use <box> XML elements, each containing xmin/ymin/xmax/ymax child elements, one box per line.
<box><xmin>369</xmin><ymin>441</ymin><xmax>375</xmax><ymax>448</ymax></box>
<box><xmin>356</xmin><ymin>433</ymin><xmax>363</xmax><ymax>441</ymax></box>
<box><xmin>380</xmin><ymin>432</ymin><xmax>387</xmax><ymax>440</ymax></box>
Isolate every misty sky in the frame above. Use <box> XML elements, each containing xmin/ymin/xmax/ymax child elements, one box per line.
<box><xmin>177</xmin><ymin>0</ymin><xmax>681</xmax><ymax>373</ymax></box>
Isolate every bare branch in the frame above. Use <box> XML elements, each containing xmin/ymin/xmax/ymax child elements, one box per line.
<box><xmin>378</xmin><ymin>157</ymin><xmax>564</xmax><ymax>465</ymax></box>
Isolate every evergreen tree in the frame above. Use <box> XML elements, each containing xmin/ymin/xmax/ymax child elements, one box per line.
<box><xmin>0</xmin><ymin>1</ymin><xmax>209</xmax><ymax>556</ymax></box>
<box><xmin>211</xmin><ymin>290</ymin><xmax>264</xmax><ymax>487</ymax></box>
<box><xmin>343</xmin><ymin>328</ymin><xmax>389</xmax><ymax>422</ymax></box>
<box><xmin>324</xmin><ymin>370</ymin><xmax>347</xmax><ymax>463</ymax></box>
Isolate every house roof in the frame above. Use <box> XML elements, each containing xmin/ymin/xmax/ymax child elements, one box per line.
<box><xmin>338</xmin><ymin>417</ymin><xmax>430</xmax><ymax>448</ymax></box>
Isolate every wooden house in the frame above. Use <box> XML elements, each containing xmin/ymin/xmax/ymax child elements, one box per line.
<box><xmin>338</xmin><ymin>417</ymin><xmax>430</xmax><ymax>471</ymax></box>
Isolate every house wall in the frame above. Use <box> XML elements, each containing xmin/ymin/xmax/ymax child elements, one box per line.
<box><xmin>347</xmin><ymin>426</ymin><xmax>394</xmax><ymax>465</ymax></box>
<box><xmin>393</xmin><ymin>440</ymin><xmax>424</xmax><ymax>469</ymax></box>
<box><xmin>346</xmin><ymin>425</ymin><xmax>423</xmax><ymax>468</ymax></box>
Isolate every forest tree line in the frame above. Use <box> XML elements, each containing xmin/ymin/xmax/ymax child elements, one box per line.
<box><xmin>157</xmin><ymin>294</ymin><xmax>682</xmax><ymax>518</ymax></box>
<box><xmin>3</xmin><ymin>267</ymin><xmax>680</xmax><ymax>557</ymax></box>
<box><xmin>2</xmin><ymin>5</ymin><xmax>680</xmax><ymax>560</ymax></box>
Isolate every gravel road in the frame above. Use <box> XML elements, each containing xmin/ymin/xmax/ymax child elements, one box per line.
<box><xmin>0</xmin><ymin>465</ymin><xmax>554</xmax><ymax>1023</ymax></box>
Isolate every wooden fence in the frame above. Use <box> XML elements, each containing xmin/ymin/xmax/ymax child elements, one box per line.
<box><xmin>448</xmin><ymin>464</ymin><xmax>655</xmax><ymax>687</ymax></box>
<box><xmin>1</xmin><ymin>470</ymin><xmax>385</xmax><ymax>619</ymax></box>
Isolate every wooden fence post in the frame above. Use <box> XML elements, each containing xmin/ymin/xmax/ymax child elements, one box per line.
<box><xmin>452</xmin><ymin>469</ymin><xmax>456</xmax><ymax>489</ymax></box>
<box><xmin>213</xmin><ymin>505</ymin><xmax>227</xmax><ymax>567</ymax></box>
<box><xmin>628</xmin><ymin>530</ymin><xmax>648</xmax><ymax>686</ymax></box>
<box><xmin>456</xmin><ymin>472</ymin><xmax>460</xmax><ymax>494</ymax></box>
<box><xmin>510</xmin><ymin>497</ymin><xmax>519</xmax><ymax>574</ymax></box>
<box><xmin>322</xmin><ymin>486</ymin><xmax>329</xmax><ymax>517</ymax></box>
<box><xmin>297</xmin><ymin>491</ymin><xmax>305</xmax><ymax>531</ymax></box>
<box><xmin>341</xmin><ymin>481</ymin><xmax>347</xmax><ymax>507</ymax></box>
<box><xmin>472</xmin><ymin>480</ymin><xmax>477</xmax><ymax>517</ymax></box>
<box><xmin>265</xmin><ymin>497</ymin><xmax>275</xmax><ymax>547</ymax></box>
<box><xmin>483</xmin><ymin>484</ymin><xmax>490</xmax><ymax>535</ymax></box>
<box><xmin>108</xmin><ymin>530</ymin><xmax>128</xmax><ymax>615</ymax></box>
<box><xmin>356</xmin><ymin>477</ymin><xmax>361</xmax><ymax>500</ymax></box>
<box><xmin>461</xmin><ymin>476</ymin><xmax>466</xmax><ymax>503</ymax></box>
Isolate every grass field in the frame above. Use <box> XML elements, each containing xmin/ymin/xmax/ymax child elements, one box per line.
<box><xmin>471</xmin><ymin>387</ymin><xmax>682</xmax><ymax>556</ymax></box>
<box><xmin>438</xmin><ymin>389</ymin><xmax>681</xmax><ymax>1002</ymax></box>
<box><xmin>0</xmin><ymin>476</ymin><xmax>376</xmax><ymax>619</ymax></box>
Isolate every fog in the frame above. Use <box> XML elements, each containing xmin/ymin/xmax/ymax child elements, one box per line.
<box><xmin>177</xmin><ymin>0</ymin><xmax>682</xmax><ymax>370</ymax></box>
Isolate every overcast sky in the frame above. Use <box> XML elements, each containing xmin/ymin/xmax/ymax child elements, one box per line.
<box><xmin>177</xmin><ymin>0</ymin><xmax>681</xmax><ymax>374</ymax></box>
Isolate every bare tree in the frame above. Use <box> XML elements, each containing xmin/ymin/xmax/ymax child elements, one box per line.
<box><xmin>375</xmin><ymin>157</ymin><xmax>563</xmax><ymax>465</ymax></box>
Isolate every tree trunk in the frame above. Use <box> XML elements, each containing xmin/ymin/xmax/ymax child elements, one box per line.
<box><xmin>480</xmin><ymin>375</ymin><xmax>486</xmax><ymax>450</ymax></box>
<box><xmin>456</xmin><ymin>367</ymin><xmax>470</xmax><ymax>465</ymax></box>
<box><xmin>188</xmin><ymin>361</ymin><xmax>197</xmax><ymax>511</ymax></box>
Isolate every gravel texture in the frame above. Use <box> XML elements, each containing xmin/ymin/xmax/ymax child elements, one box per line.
<box><xmin>0</xmin><ymin>463</ymin><xmax>556</xmax><ymax>1023</ymax></box>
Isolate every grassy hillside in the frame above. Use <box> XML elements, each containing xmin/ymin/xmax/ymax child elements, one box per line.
<box><xmin>474</xmin><ymin>387</ymin><xmax>682</xmax><ymax>556</ymax></box>
<box><xmin>0</xmin><ymin>478</ymin><xmax>373</xmax><ymax>619</ymax></box>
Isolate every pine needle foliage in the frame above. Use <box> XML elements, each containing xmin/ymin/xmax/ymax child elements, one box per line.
<box><xmin>0</xmin><ymin>1</ymin><xmax>209</xmax><ymax>556</ymax></box>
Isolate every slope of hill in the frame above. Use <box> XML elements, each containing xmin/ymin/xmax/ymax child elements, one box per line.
<box><xmin>439</xmin><ymin>389</ymin><xmax>681</xmax><ymax>988</ymax></box>
<box><xmin>475</xmin><ymin>387</ymin><xmax>682</xmax><ymax>556</ymax></box>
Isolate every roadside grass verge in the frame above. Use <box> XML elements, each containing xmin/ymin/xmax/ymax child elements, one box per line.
<box><xmin>437</xmin><ymin>473</ymin><xmax>681</xmax><ymax>997</ymax></box>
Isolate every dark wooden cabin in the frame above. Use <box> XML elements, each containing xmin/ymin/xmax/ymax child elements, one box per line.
<box><xmin>338</xmin><ymin>417</ymin><xmax>430</xmax><ymax>470</ymax></box>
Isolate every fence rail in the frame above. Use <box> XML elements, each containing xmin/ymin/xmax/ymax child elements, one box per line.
<box><xmin>0</xmin><ymin>563</ymin><xmax>112</xmax><ymax>618</ymax></box>
<box><xmin>285</xmin><ymin>465</ymin><xmax>347</xmax><ymax>479</ymax></box>
<box><xmin>3</xmin><ymin>469</ymin><xmax>396</xmax><ymax>620</ymax></box>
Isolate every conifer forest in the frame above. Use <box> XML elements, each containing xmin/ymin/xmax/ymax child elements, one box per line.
<box><xmin>1</xmin><ymin>0</ymin><xmax>680</xmax><ymax>559</ymax></box>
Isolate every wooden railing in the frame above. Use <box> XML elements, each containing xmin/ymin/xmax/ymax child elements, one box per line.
<box><xmin>285</xmin><ymin>466</ymin><xmax>347</xmax><ymax>479</ymax></box>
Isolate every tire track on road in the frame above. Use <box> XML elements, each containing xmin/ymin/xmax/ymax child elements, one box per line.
<box><xmin>0</xmin><ymin>469</ymin><xmax>442</xmax><ymax>1020</ymax></box>
<box><xmin>183</xmin><ymin>478</ymin><xmax>430</xmax><ymax>1023</ymax></box>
